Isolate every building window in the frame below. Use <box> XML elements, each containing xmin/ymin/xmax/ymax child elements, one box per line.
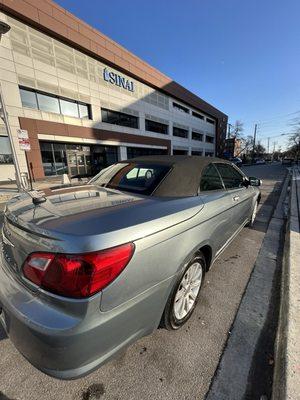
<box><xmin>101</xmin><ymin>108</ymin><xmax>139</xmax><ymax>129</ymax></box>
<box><xmin>19</xmin><ymin>88</ymin><xmax>38</xmax><ymax>109</ymax></box>
<box><xmin>192</xmin><ymin>150</ymin><xmax>202</xmax><ymax>156</ymax></box>
<box><xmin>145</xmin><ymin>119</ymin><xmax>168</xmax><ymax>135</ymax></box>
<box><xmin>126</xmin><ymin>147</ymin><xmax>167</xmax><ymax>159</ymax></box>
<box><xmin>19</xmin><ymin>87</ymin><xmax>92</xmax><ymax>119</ymax></box>
<box><xmin>173</xmin><ymin>149</ymin><xmax>188</xmax><ymax>155</ymax></box>
<box><xmin>37</xmin><ymin>92</ymin><xmax>60</xmax><ymax>114</ymax></box>
<box><xmin>60</xmin><ymin>98</ymin><xmax>80</xmax><ymax>118</ymax></box>
<box><xmin>206</xmin><ymin>117</ymin><xmax>215</xmax><ymax>125</ymax></box>
<box><xmin>173</xmin><ymin>126</ymin><xmax>189</xmax><ymax>138</ymax></box>
<box><xmin>206</xmin><ymin>135</ymin><xmax>214</xmax><ymax>144</ymax></box>
<box><xmin>192</xmin><ymin>111</ymin><xmax>204</xmax><ymax>120</ymax></box>
<box><xmin>0</xmin><ymin>136</ymin><xmax>13</xmax><ymax>164</ymax></box>
<box><xmin>205</xmin><ymin>151</ymin><xmax>214</xmax><ymax>157</ymax></box>
<box><xmin>192</xmin><ymin>131</ymin><xmax>203</xmax><ymax>141</ymax></box>
<box><xmin>173</xmin><ymin>102</ymin><xmax>189</xmax><ymax>114</ymax></box>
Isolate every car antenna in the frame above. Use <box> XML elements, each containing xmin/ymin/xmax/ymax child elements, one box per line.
<box><xmin>26</xmin><ymin>189</ymin><xmax>47</xmax><ymax>205</ymax></box>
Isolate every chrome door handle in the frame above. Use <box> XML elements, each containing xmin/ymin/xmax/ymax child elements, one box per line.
<box><xmin>232</xmin><ymin>195</ymin><xmax>240</xmax><ymax>202</ymax></box>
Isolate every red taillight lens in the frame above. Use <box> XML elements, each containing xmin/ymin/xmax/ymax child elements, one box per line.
<box><xmin>23</xmin><ymin>243</ymin><xmax>135</xmax><ymax>298</ymax></box>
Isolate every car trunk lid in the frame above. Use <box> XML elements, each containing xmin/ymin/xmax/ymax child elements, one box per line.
<box><xmin>2</xmin><ymin>184</ymin><xmax>203</xmax><ymax>285</ymax></box>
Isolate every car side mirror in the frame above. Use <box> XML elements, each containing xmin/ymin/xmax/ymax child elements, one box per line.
<box><xmin>242</xmin><ymin>177</ymin><xmax>251</xmax><ymax>187</ymax></box>
<box><xmin>248</xmin><ymin>176</ymin><xmax>262</xmax><ymax>186</ymax></box>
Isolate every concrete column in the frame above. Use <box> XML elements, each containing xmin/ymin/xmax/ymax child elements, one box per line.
<box><xmin>118</xmin><ymin>146</ymin><xmax>127</xmax><ymax>161</ymax></box>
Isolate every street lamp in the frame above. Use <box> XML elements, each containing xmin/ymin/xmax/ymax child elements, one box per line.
<box><xmin>0</xmin><ymin>21</ymin><xmax>23</xmax><ymax>190</ymax></box>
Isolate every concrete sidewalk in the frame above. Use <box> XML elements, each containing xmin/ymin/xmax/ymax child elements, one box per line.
<box><xmin>273</xmin><ymin>166</ymin><xmax>300</xmax><ymax>400</ymax></box>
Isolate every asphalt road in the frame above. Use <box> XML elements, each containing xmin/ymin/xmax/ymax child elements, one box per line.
<box><xmin>0</xmin><ymin>163</ymin><xmax>287</xmax><ymax>400</ymax></box>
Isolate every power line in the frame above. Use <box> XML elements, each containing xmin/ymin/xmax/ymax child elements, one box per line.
<box><xmin>253</xmin><ymin>110</ymin><xmax>300</xmax><ymax>124</ymax></box>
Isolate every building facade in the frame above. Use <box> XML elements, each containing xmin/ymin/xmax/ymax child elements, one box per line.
<box><xmin>0</xmin><ymin>0</ymin><xmax>227</xmax><ymax>182</ymax></box>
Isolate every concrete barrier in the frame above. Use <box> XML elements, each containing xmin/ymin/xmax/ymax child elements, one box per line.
<box><xmin>273</xmin><ymin>166</ymin><xmax>300</xmax><ymax>400</ymax></box>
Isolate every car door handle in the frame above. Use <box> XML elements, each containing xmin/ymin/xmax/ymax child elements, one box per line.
<box><xmin>232</xmin><ymin>195</ymin><xmax>240</xmax><ymax>202</ymax></box>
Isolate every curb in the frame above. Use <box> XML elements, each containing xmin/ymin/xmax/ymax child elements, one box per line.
<box><xmin>273</xmin><ymin>166</ymin><xmax>300</xmax><ymax>400</ymax></box>
<box><xmin>206</xmin><ymin>171</ymin><xmax>289</xmax><ymax>400</ymax></box>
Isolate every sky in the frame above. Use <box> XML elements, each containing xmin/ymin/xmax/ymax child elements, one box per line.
<box><xmin>57</xmin><ymin>0</ymin><xmax>300</xmax><ymax>152</ymax></box>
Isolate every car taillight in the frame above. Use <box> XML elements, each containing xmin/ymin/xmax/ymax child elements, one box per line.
<box><xmin>23</xmin><ymin>243</ymin><xmax>135</xmax><ymax>298</ymax></box>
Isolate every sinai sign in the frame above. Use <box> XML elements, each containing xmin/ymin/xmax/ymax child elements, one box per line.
<box><xmin>103</xmin><ymin>68</ymin><xmax>134</xmax><ymax>92</ymax></box>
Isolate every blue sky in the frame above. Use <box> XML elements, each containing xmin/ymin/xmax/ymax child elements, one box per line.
<box><xmin>57</xmin><ymin>0</ymin><xmax>300</xmax><ymax>151</ymax></box>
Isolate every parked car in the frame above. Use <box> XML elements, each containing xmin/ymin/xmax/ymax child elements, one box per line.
<box><xmin>281</xmin><ymin>158</ymin><xmax>294</xmax><ymax>166</ymax></box>
<box><xmin>229</xmin><ymin>157</ymin><xmax>243</xmax><ymax>167</ymax></box>
<box><xmin>0</xmin><ymin>156</ymin><xmax>261</xmax><ymax>379</ymax></box>
<box><xmin>255</xmin><ymin>158</ymin><xmax>266</xmax><ymax>165</ymax></box>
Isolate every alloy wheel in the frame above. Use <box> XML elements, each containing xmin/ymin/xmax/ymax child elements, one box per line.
<box><xmin>173</xmin><ymin>262</ymin><xmax>203</xmax><ymax>320</ymax></box>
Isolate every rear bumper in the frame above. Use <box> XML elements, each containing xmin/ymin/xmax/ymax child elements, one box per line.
<box><xmin>0</xmin><ymin>254</ymin><xmax>172</xmax><ymax>379</ymax></box>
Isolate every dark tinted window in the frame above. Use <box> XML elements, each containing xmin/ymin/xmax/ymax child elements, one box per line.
<box><xmin>145</xmin><ymin>119</ymin><xmax>168</xmax><ymax>134</ymax></box>
<box><xmin>92</xmin><ymin>163</ymin><xmax>171</xmax><ymax>195</ymax></box>
<box><xmin>173</xmin><ymin>127</ymin><xmax>188</xmax><ymax>138</ymax></box>
<box><xmin>101</xmin><ymin>108</ymin><xmax>138</xmax><ymax>129</ymax></box>
<box><xmin>205</xmin><ymin>135</ymin><xmax>214</xmax><ymax>143</ymax></box>
<box><xmin>192</xmin><ymin>111</ymin><xmax>204</xmax><ymax>120</ymax></box>
<box><xmin>192</xmin><ymin>131</ymin><xmax>203</xmax><ymax>141</ymax></box>
<box><xmin>127</xmin><ymin>147</ymin><xmax>167</xmax><ymax>159</ymax></box>
<box><xmin>173</xmin><ymin>102</ymin><xmax>189</xmax><ymax>113</ymax></box>
<box><xmin>200</xmin><ymin>164</ymin><xmax>224</xmax><ymax>191</ymax></box>
<box><xmin>206</xmin><ymin>118</ymin><xmax>215</xmax><ymax>125</ymax></box>
<box><xmin>216</xmin><ymin>163</ymin><xmax>244</xmax><ymax>189</ymax></box>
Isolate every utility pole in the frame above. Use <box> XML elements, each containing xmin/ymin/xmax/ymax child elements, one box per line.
<box><xmin>251</xmin><ymin>123</ymin><xmax>257</xmax><ymax>164</ymax></box>
<box><xmin>267</xmin><ymin>137</ymin><xmax>270</xmax><ymax>154</ymax></box>
<box><xmin>0</xmin><ymin>21</ymin><xmax>23</xmax><ymax>190</ymax></box>
<box><xmin>0</xmin><ymin>86</ymin><xmax>22</xmax><ymax>190</ymax></box>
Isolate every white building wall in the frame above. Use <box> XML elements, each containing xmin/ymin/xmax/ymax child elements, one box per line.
<box><xmin>0</xmin><ymin>12</ymin><xmax>216</xmax><ymax>181</ymax></box>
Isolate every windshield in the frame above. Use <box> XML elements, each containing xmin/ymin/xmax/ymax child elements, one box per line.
<box><xmin>90</xmin><ymin>162</ymin><xmax>171</xmax><ymax>195</ymax></box>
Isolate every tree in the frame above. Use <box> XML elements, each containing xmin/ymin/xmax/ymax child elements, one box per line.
<box><xmin>285</xmin><ymin>120</ymin><xmax>300</xmax><ymax>160</ymax></box>
<box><xmin>231</xmin><ymin>120</ymin><xmax>244</xmax><ymax>138</ymax></box>
<box><xmin>235</xmin><ymin>135</ymin><xmax>253</xmax><ymax>156</ymax></box>
<box><xmin>253</xmin><ymin>143</ymin><xmax>266</xmax><ymax>157</ymax></box>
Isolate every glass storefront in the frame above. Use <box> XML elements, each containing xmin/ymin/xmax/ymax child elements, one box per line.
<box><xmin>40</xmin><ymin>142</ymin><xmax>118</xmax><ymax>177</ymax></box>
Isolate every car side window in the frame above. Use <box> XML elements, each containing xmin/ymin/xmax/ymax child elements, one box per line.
<box><xmin>200</xmin><ymin>164</ymin><xmax>224</xmax><ymax>191</ymax></box>
<box><xmin>215</xmin><ymin>163</ymin><xmax>244</xmax><ymax>189</ymax></box>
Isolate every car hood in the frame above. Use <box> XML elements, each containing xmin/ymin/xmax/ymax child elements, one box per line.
<box><xmin>5</xmin><ymin>184</ymin><xmax>204</xmax><ymax>251</ymax></box>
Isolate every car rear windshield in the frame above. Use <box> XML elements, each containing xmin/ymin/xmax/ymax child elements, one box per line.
<box><xmin>90</xmin><ymin>163</ymin><xmax>171</xmax><ymax>195</ymax></box>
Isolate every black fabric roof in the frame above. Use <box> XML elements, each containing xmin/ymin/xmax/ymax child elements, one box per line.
<box><xmin>123</xmin><ymin>155</ymin><xmax>232</xmax><ymax>197</ymax></box>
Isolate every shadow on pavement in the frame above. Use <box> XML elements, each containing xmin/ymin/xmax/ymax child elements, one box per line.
<box><xmin>251</xmin><ymin>180</ymin><xmax>284</xmax><ymax>233</ymax></box>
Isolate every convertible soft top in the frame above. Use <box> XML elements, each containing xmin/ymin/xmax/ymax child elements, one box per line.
<box><xmin>123</xmin><ymin>155</ymin><xmax>232</xmax><ymax>197</ymax></box>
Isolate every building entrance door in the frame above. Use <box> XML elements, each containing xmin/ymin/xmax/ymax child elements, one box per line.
<box><xmin>67</xmin><ymin>150</ymin><xmax>91</xmax><ymax>176</ymax></box>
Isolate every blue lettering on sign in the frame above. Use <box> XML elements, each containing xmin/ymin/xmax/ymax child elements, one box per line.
<box><xmin>103</xmin><ymin>68</ymin><xmax>134</xmax><ymax>92</ymax></box>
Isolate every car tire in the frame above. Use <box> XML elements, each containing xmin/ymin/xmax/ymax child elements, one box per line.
<box><xmin>161</xmin><ymin>252</ymin><xmax>206</xmax><ymax>330</ymax></box>
<box><xmin>247</xmin><ymin>200</ymin><xmax>258</xmax><ymax>227</ymax></box>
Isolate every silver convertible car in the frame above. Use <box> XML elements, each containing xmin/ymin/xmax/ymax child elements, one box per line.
<box><xmin>0</xmin><ymin>156</ymin><xmax>261</xmax><ymax>379</ymax></box>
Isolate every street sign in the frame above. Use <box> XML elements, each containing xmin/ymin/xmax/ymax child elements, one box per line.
<box><xmin>17</xmin><ymin>129</ymin><xmax>31</xmax><ymax>151</ymax></box>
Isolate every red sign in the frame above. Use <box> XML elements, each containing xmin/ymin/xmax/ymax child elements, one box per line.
<box><xmin>17</xmin><ymin>129</ymin><xmax>31</xmax><ymax>151</ymax></box>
